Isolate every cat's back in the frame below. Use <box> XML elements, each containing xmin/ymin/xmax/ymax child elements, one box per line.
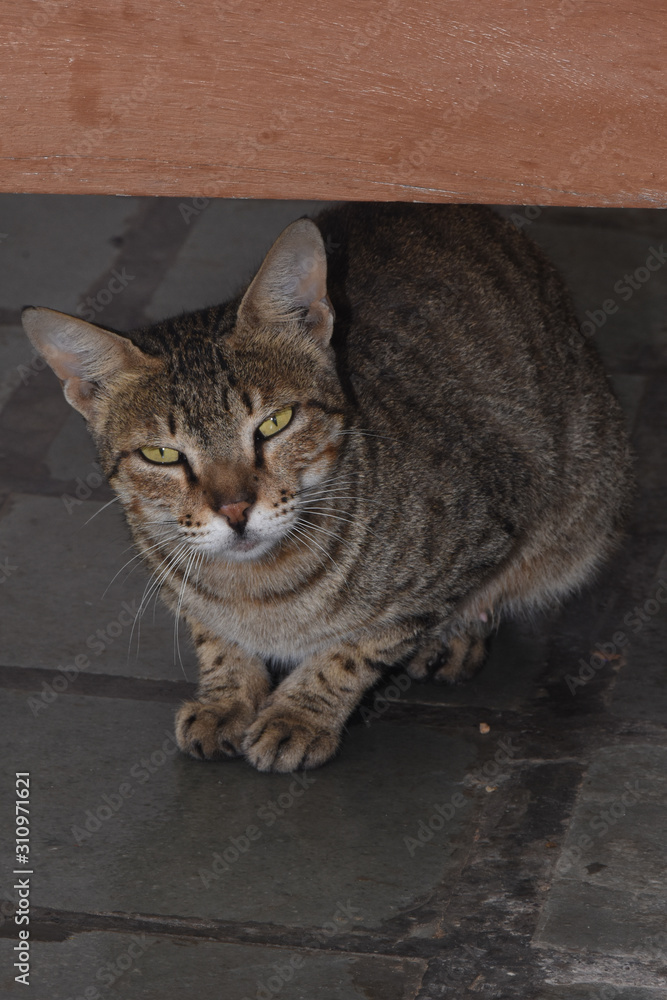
<box><xmin>315</xmin><ymin>201</ymin><xmax>631</xmax><ymax>529</ymax></box>
<box><xmin>317</xmin><ymin>201</ymin><xmax>587</xmax><ymax>403</ymax></box>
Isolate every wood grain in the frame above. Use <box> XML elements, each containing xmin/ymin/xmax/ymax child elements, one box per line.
<box><xmin>1</xmin><ymin>1</ymin><xmax>665</xmax><ymax>205</ymax></box>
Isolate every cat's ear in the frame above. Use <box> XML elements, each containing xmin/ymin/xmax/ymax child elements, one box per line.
<box><xmin>237</xmin><ymin>219</ymin><xmax>334</xmax><ymax>346</ymax></box>
<box><xmin>21</xmin><ymin>307</ymin><xmax>157</xmax><ymax>420</ymax></box>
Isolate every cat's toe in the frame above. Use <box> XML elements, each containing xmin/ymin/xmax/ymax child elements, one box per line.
<box><xmin>433</xmin><ymin>635</ymin><xmax>487</xmax><ymax>684</ymax></box>
<box><xmin>406</xmin><ymin>639</ymin><xmax>445</xmax><ymax>680</ymax></box>
<box><xmin>175</xmin><ymin>699</ymin><xmax>253</xmax><ymax>761</ymax></box>
<box><xmin>242</xmin><ymin>709</ymin><xmax>340</xmax><ymax>773</ymax></box>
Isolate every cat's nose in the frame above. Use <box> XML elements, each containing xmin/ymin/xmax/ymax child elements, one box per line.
<box><xmin>219</xmin><ymin>500</ymin><xmax>251</xmax><ymax>532</ymax></box>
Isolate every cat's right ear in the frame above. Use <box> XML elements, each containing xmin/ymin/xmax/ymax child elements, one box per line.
<box><xmin>236</xmin><ymin>218</ymin><xmax>334</xmax><ymax>347</ymax></box>
<box><xmin>21</xmin><ymin>307</ymin><xmax>157</xmax><ymax>421</ymax></box>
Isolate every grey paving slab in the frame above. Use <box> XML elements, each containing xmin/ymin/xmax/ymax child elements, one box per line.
<box><xmin>0</xmin><ymin>194</ymin><xmax>143</xmax><ymax>315</ymax></box>
<box><xmin>539</xmin><ymin>989</ymin><xmax>667</xmax><ymax>999</ymax></box>
<box><xmin>494</xmin><ymin>206</ymin><xmax>667</xmax><ymax>241</ymax></box>
<box><xmin>608</xmin><ymin>542</ymin><xmax>667</xmax><ymax>724</ymax></box>
<box><xmin>44</xmin><ymin>409</ymin><xmax>100</xmax><ymax>482</ymax></box>
<box><xmin>145</xmin><ymin>199</ymin><xmax>335</xmax><ymax>320</ymax></box>
<box><xmin>611</xmin><ymin>617</ymin><xmax>667</xmax><ymax>724</ymax></box>
<box><xmin>0</xmin><ymin>326</ymin><xmax>33</xmax><ymax>416</ymax></box>
<box><xmin>629</xmin><ymin>375</ymin><xmax>667</xmax><ymax>536</ymax></box>
<box><xmin>0</xmin><ymin>689</ymin><xmax>479</xmax><ymax>929</ymax></box>
<box><xmin>527</xmin><ymin>221</ymin><xmax>667</xmax><ymax>373</ymax></box>
<box><xmin>0</xmin><ymin>933</ymin><xmax>426</xmax><ymax>1000</ymax></box>
<box><xmin>0</xmin><ymin>494</ymin><xmax>196</xmax><ymax>680</ymax></box>
<box><xmin>534</xmin><ymin>746</ymin><xmax>667</xmax><ymax>956</ymax></box>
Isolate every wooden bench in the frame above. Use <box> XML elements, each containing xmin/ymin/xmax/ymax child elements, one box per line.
<box><xmin>3</xmin><ymin>1</ymin><xmax>665</xmax><ymax>206</ymax></box>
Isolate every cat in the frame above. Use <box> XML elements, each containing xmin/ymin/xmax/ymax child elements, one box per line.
<box><xmin>22</xmin><ymin>202</ymin><xmax>633</xmax><ymax>772</ymax></box>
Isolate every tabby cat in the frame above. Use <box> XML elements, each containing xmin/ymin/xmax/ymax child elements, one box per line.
<box><xmin>22</xmin><ymin>203</ymin><xmax>633</xmax><ymax>772</ymax></box>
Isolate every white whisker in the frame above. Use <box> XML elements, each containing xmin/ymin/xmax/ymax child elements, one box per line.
<box><xmin>82</xmin><ymin>495</ymin><xmax>121</xmax><ymax>526</ymax></box>
<box><xmin>103</xmin><ymin>532</ymin><xmax>181</xmax><ymax>598</ymax></box>
<box><xmin>128</xmin><ymin>541</ymin><xmax>191</xmax><ymax>662</ymax></box>
<box><xmin>174</xmin><ymin>549</ymin><xmax>198</xmax><ymax>677</ymax></box>
<box><xmin>289</xmin><ymin>523</ymin><xmax>351</xmax><ymax>593</ymax></box>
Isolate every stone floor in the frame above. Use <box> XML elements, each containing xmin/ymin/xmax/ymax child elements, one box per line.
<box><xmin>0</xmin><ymin>196</ymin><xmax>665</xmax><ymax>999</ymax></box>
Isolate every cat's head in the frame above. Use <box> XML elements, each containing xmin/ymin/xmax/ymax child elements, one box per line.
<box><xmin>22</xmin><ymin>218</ymin><xmax>348</xmax><ymax>563</ymax></box>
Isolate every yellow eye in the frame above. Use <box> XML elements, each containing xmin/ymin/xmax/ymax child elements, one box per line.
<box><xmin>258</xmin><ymin>407</ymin><xmax>293</xmax><ymax>439</ymax></box>
<box><xmin>140</xmin><ymin>446</ymin><xmax>181</xmax><ymax>464</ymax></box>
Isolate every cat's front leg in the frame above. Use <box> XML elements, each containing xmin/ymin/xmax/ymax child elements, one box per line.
<box><xmin>242</xmin><ymin>631</ymin><xmax>413</xmax><ymax>773</ymax></box>
<box><xmin>175</xmin><ymin>626</ymin><xmax>270</xmax><ymax>761</ymax></box>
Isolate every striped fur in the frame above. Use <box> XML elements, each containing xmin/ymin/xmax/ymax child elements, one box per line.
<box><xmin>22</xmin><ymin>204</ymin><xmax>633</xmax><ymax>771</ymax></box>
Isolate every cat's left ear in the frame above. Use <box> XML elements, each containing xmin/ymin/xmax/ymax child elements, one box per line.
<box><xmin>236</xmin><ymin>218</ymin><xmax>335</xmax><ymax>346</ymax></box>
<box><xmin>21</xmin><ymin>307</ymin><xmax>158</xmax><ymax>421</ymax></box>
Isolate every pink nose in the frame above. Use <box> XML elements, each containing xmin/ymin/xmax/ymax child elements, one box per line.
<box><xmin>219</xmin><ymin>500</ymin><xmax>251</xmax><ymax>528</ymax></box>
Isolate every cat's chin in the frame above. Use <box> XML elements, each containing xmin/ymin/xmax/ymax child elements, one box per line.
<box><xmin>215</xmin><ymin>536</ymin><xmax>277</xmax><ymax>563</ymax></box>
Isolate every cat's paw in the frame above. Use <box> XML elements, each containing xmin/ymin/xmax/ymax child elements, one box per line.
<box><xmin>175</xmin><ymin>699</ymin><xmax>255</xmax><ymax>761</ymax></box>
<box><xmin>242</xmin><ymin>705</ymin><xmax>340</xmax><ymax>773</ymax></box>
<box><xmin>406</xmin><ymin>639</ymin><xmax>445</xmax><ymax>680</ymax></box>
<box><xmin>433</xmin><ymin>635</ymin><xmax>487</xmax><ymax>684</ymax></box>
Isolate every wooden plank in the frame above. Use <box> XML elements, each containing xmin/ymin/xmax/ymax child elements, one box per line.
<box><xmin>1</xmin><ymin>1</ymin><xmax>665</xmax><ymax>205</ymax></box>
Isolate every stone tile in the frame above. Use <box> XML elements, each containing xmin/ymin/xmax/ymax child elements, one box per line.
<box><xmin>0</xmin><ymin>933</ymin><xmax>426</xmax><ymax>1000</ymax></box>
<box><xmin>146</xmin><ymin>199</ymin><xmax>336</xmax><ymax>320</ymax></box>
<box><xmin>629</xmin><ymin>376</ymin><xmax>667</xmax><ymax>535</ymax></box>
<box><xmin>529</xmin><ymin>222</ymin><xmax>667</xmax><ymax>374</ymax></box>
<box><xmin>0</xmin><ymin>494</ymin><xmax>196</xmax><ymax>680</ymax></box>
<box><xmin>495</xmin><ymin>205</ymin><xmax>667</xmax><ymax>240</ymax></box>
<box><xmin>44</xmin><ymin>409</ymin><xmax>100</xmax><ymax>482</ymax></box>
<box><xmin>0</xmin><ymin>193</ymin><xmax>143</xmax><ymax>314</ymax></box>
<box><xmin>602</xmin><ymin>539</ymin><xmax>667</xmax><ymax>724</ymax></box>
<box><xmin>534</xmin><ymin>746</ymin><xmax>667</xmax><ymax>956</ymax></box>
<box><xmin>0</xmin><ymin>689</ymin><xmax>480</xmax><ymax>928</ymax></box>
<box><xmin>0</xmin><ymin>325</ymin><xmax>34</xmax><ymax>416</ymax></box>
<box><xmin>611</xmin><ymin>616</ymin><xmax>667</xmax><ymax>725</ymax></box>
<box><xmin>495</xmin><ymin>206</ymin><xmax>667</xmax><ymax>373</ymax></box>
<box><xmin>539</xmin><ymin>989</ymin><xmax>666</xmax><ymax>999</ymax></box>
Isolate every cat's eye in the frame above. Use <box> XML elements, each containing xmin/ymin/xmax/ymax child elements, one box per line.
<box><xmin>257</xmin><ymin>407</ymin><xmax>293</xmax><ymax>438</ymax></box>
<box><xmin>140</xmin><ymin>446</ymin><xmax>181</xmax><ymax>464</ymax></box>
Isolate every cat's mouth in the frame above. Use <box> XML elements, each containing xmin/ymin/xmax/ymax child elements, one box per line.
<box><xmin>213</xmin><ymin>531</ymin><xmax>279</xmax><ymax>563</ymax></box>
<box><xmin>232</xmin><ymin>537</ymin><xmax>263</xmax><ymax>554</ymax></box>
<box><xmin>191</xmin><ymin>509</ymin><xmax>290</xmax><ymax>563</ymax></box>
